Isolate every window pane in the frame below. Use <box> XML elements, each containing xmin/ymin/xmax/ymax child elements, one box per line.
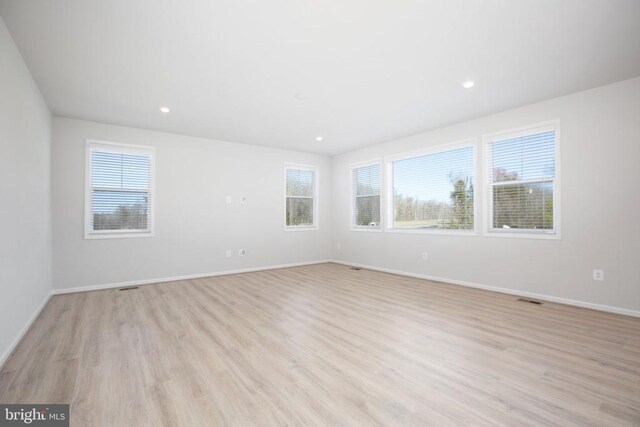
<box><xmin>490</xmin><ymin>131</ymin><xmax>555</xmax><ymax>183</ymax></box>
<box><xmin>392</xmin><ymin>146</ymin><xmax>474</xmax><ymax>230</ymax></box>
<box><xmin>286</xmin><ymin>197</ymin><xmax>314</xmax><ymax>226</ymax></box>
<box><xmin>354</xmin><ymin>164</ymin><xmax>380</xmax><ymax>196</ymax></box>
<box><xmin>92</xmin><ymin>190</ymin><xmax>149</xmax><ymax>230</ymax></box>
<box><xmin>89</xmin><ymin>146</ymin><xmax>152</xmax><ymax>234</ymax></box>
<box><xmin>92</xmin><ymin>151</ymin><xmax>123</xmax><ymax>188</ymax></box>
<box><xmin>355</xmin><ymin>195</ymin><xmax>380</xmax><ymax>226</ymax></box>
<box><xmin>92</xmin><ymin>150</ymin><xmax>150</xmax><ymax>190</ymax></box>
<box><xmin>352</xmin><ymin>164</ymin><xmax>380</xmax><ymax>228</ymax></box>
<box><xmin>492</xmin><ymin>182</ymin><xmax>553</xmax><ymax>230</ymax></box>
<box><xmin>286</xmin><ymin>169</ymin><xmax>315</xmax><ymax>197</ymax></box>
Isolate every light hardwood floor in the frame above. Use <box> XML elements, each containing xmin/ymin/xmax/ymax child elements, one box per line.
<box><xmin>1</xmin><ymin>263</ymin><xmax>639</xmax><ymax>426</ymax></box>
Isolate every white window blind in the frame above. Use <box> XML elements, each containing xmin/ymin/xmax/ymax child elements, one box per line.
<box><xmin>486</xmin><ymin>127</ymin><xmax>557</xmax><ymax>234</ymax></box>
<box><xmin>389</xmin><ymin>144</ymin><xmax>475</xmax><ymax>231</ymax></box>
<box><xmin>86</xmin><ymin>141</ymin><xmax>154</xmax><ymax>237</ymax></box>
<box><xmin>352</xmin><ymin>163</ymin><xmax>381</xmax><ymax>229</ymax></box>
<box><xmin>285</xmin><ymin>165</ymin><xmax>317</xmax><ymax>228</ymax></box>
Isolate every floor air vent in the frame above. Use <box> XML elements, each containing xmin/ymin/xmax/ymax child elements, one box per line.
<box><xmin>518</xmin><ymin>298</ymin><xmax>543</xmax><ymax>305</ymax></box>
<box><xmin>350</xmin><ymin>267</ymin><xmax>362</xmax><ymax>271</ymax></box>
<box><xmin>119</xmin><ymin>286</ymin><xmax>139</xmax><ymax>291</ymax></box>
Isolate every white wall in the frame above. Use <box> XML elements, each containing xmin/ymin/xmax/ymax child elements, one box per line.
<box><xmin>332</xmin><ymin>77</ymin><xmax>640</xmax><ymax>313</ymax></box>
<box><xmin>51</xmin><ymin>118</ymin><xmax>332</xmax><ymax>290</ymax></box>
<box><xmin>0</xmin><ymin>17</ymin><xmax>52</xmax><ymax>364</ymax></box>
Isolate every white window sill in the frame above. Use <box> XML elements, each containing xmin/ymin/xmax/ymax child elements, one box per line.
<box><xmin>85</xmin><ymin>231</ymin><xmax>155</xmax><ymax>240</ymax></box>
<box><xmin>385</xmin><ymin>228</ymin><xmax>477</xmax><ymax>237</ymax></box>
<box><xmin>484</xmin><ymin>229</ymin><xmax>560</xmax><ymax>240</ymax></box>
<box><xmin>350</xmin><ymin>226</ymin><xmax>382</xmax><ymax>233</ymax></box>
<box><xmin>284</xmin><ymin>226</ymin><xmax>318</xmax><ymax>232</ymax></box>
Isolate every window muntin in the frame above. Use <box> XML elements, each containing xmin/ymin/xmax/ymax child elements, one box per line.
<box><xmin>285</xmin><ymin>165</ymin><xmax>318</xmax><ymax>229</ymax></box>
<box><xmin>486</xmin><ymin>126</ymin><xmax>558</xmax><ymax>235</ymax></box>
<box><xmin>388</xmin><ymin>144</ymin><xmax>475</xmax><ymax>232</ymax></box>
<box><xmin>86</xmin><ymin>141</ymin><xmax>154</xmax><ymax>238</ymax></box>
<box><xmin>351</xmin><ymin>162</ymin><xmax>381</xmax><ymax>229</ymax></box>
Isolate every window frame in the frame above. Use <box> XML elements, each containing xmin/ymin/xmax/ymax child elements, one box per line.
<box><xmin>284</xmin><ymin>163</ymin><xmax>319</xmax><ymax>231</ymax></box>
<box><xmin>84</xmin><ymin>139</ymin><xmax>156</xmax><ymax>239</ymax></box>
<box><xmin>350</xmin><ymin>159</ymin><xmax>383</xmax><ymax>232</ymax></box>
<box><xmin>384</xmin><ymin>139</ymin><xmax>478</xmax><ymax>236</ymax></box>
<box><xmin>482</xmin><ymin>120</ymin><xmax>561</xmax><ymax>240</ymax></box>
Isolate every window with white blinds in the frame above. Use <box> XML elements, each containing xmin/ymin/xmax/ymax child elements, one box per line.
<box><xmin>285</xmin><ymin>164</ymin><xmax>318</xmax><ymax>229</ymax></box>
<box><xmin>388</xmin><ymin>142</ymin><xmax>475</xmax><ymax>232</ymax></box>
<box><xmin>85</xmin><ymin>141</ymin><xmax>155</xmax><ymax>238</ymax></box>
<box><xmin>351</xmin><ymin>162</ymin><xmax>381</xmax><ymax>229</ymax></box>
<box><xmin>485</xmin><ymin>123</ymin><xmax>558</xmax><ymax>236</ymax></box>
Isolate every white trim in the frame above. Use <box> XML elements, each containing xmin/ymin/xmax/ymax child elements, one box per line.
<box><xmin>349</xmin><ymin>158</ymin><xmax>384</xmax><ymax>168</ymax></box>
<box><xmin>383</xmin><ymin>138</ymin><xmax>477</xmax><ymax>163</ymax></box>
<box><xmin>480</xmin><ymin>229</ymin><xmax>558</xmax><ymax>240</ymax></box>
<box><xmin>0</xmin><ymin>292</ymin><xmax>51</xmax><ymax>370</ymax></box>
<box><xmin>329</xmin><ymin>260</ymin><xmax>640</xmax><ymax>318</ymax></box>
<box><xmin>350</xmin><ymin>225</ymin><xmax>383</xmax><ymax>233</ymax></box>
<box><xmin>284</xmin><ymin>163</ymin><xmax>319</xmax><ymax>231</ymax></box>
<box><xmin>283</xmin><ymin>226</ymin><xmax>319</xmax><ymax>232</ymax></box>
<box><xmin>482</xmin><ymin>120</ymin><xmax>561</xmax><ymax>240</ymax></box>
<box><xmin>52</xmin><ymin>259</ymin><xmax>332</xmax><ymax>295</ymax></box>
<box><xmin>85</xmin><ymin>139</ymin><xmax>155</xmax><ymax>153</ymax></box>
<box><xmin>385</xmin><ymin>228</ymin><xmax>476</xmax><ymax>237</ymax></box>
<box><xmin>84</xmin><ymin>229</ymin><xmax>155</xmax><ymax>239</ymax></box>
<box><xmin>384</xmin><ymin>138</ymin><xmax>478</xmax><ymax>235</ymax></box>
<box><xmin>481</xmin><ymin>120</ymin><xmax>558</xmax><ymax>142</ymax></box>
<box><xmin>84</xmin><ymin>139</ymin><xmax>156</xmax><ymax>239</ymax></box>
<box><xmin>349</xmin><ymin>159</ymin><xmax>383</xmax><ymax>232</ymax></box>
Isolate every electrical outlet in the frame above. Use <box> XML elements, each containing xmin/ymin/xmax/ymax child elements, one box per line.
<box><xmin>593</xmin><ymin>269</ymin><xmax>604</xmax><ymax>281</ymax></box>
<box><xmin>240</xmin><ymin>196</ymin><xmax>247</xmax><ymax>204</ymax></box>
<box><xmin>336</xmin><ymin>243</ymin><xmax>341</xmax><ymax>250</ymax></box>
<box><xmin>422</xmin><ymin>252</ymin><xmax>428</xmax><ymax>260</ymax></box>
<box><xmin>225</xmin><ymin>250</ymin><xmax>232</xmax><ymax>258</ymax></box>
<box><xmin>238</xmin><ymin>249</ymin><xmax>247</xmax><ymax>256</ymax></box>
<box><xmin>225</xmin><ymin>196</ymin><xmax>232</xmax><ymax>204</ymax></box>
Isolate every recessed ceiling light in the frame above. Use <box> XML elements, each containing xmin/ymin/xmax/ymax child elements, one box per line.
<box><xmin>462</xmin><ymin>81</ymin><xmax>475</xmax><ymax>89</ymax></box>
<box><xmin>159</xmin><ymin>106</ymin><xmax>170</xmax><ymax>113</ymax></box>
<box><xmin>316</xmin><ymin>136</ymin><xmax>323</xmax><ymax>142</ymax></box>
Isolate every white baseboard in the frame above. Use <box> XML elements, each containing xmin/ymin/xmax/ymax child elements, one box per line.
<box><xmin>330</xmin><ymin>259</ymin><xmax>640</xmax><ymax>318</ymax></box>
<box><xmin>0</xmin><ymin>292</ymin><xmax>52</xmax><ymax>370</ymax></box>
<box><xmin>52</xmin><ymin>259</ymin><xmax>333</xmax><ymax>295</ymax></box>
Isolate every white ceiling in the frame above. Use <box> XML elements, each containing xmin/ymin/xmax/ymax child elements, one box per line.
<box><xmin>1</xmin><ymin>0</ymin><xmax>639</xmax><ymax>155</ymax></box>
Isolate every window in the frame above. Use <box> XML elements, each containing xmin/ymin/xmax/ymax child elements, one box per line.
<box><xmin>85</xmin><ymin>140</ymin><xmax>155</xmax><ymax>238</ymax></box>
<box><xmin>285</xmin><ymin>164</ymin><xmax>318</xmax><ymax>229</ymax></box>
<box><xmin>484</xmin><ymin>122</ymin><xmax>559</xmax><ymax>237</ymax></box>
<box><xmin>351</xmin><ymin>161</ymin><xmax>382</xmax><ymax>230</ymax></box>
<box><xmin>387</xmin><ymin>142</ymin><xmax>476</xmax><ymax>232</ymax></box>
